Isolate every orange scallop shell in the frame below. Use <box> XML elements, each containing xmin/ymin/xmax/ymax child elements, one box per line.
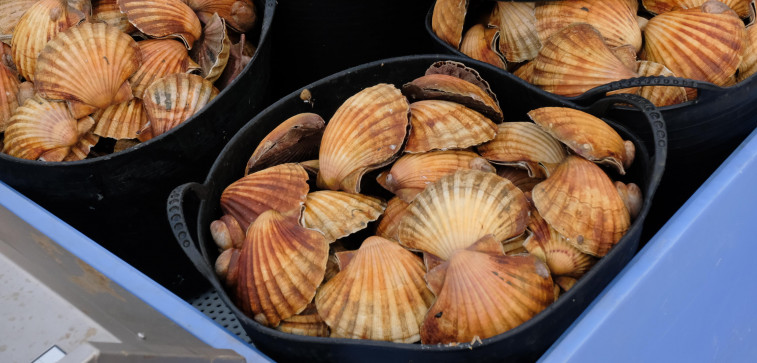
<box><xmin>186</xmin><ymin>0</ymin><xmax>257</xmax><ymax>33</ymax></box>
<box><xmin>276</xmin><ymin>304</ymin><xmax>330</xmax><ymax>338</ymax></box>
<box><xmin>117</xmin><ymin>0</ymin><xmax>202</xmax><ymax>49</ymax></box>
<box><xmin>477</xmin><ymin>122</ymin><xmax>567</xmax><ymax>178</ymax></box>
<box><xmin>190</xmin><ymin>13</ymin><xmax>231</xmax><ymax>83</ymax></box>
<box><xmin>246</xmin><ymin>113</ymin><xmax>325</xmax><ymax>174</ymax></box>
<box><xmin>524</xmin><ymin>209</ymin><xmax>596</xmax><ymax>278</ymax></box>
<box><xmin>92</xmin><ymin>98</ymin><xmax>148</xmax><ymax>140</ymax></box>
<box><xmin>141</xmin><ymin>73</ymin><xmax>219</xmax><ymax>139</ymax></box>
<box><xmin>301</xmin><ymin>191</ymin><xmax>386</xmax><ymax>243</ymax></box>
<box><xmin>402</xmin><ymin>73</ymin><xmax>503</xmax><ymax>122</ymax></box>
<box><xmin>130</xmin><ymin>39</ymin><xmax>200</xmax><ymax>98</ymax></box>
<box><xmin>636</xmin><ymin>60</ymin><xmax>688</xmax><ymax>107</ymax></box>
<box><xmin>210</xmin><ymin>214</ymin><xmax>245</xmax><ymax>251</ymax></box>
<box><xmin>10</xmin><ymin>0</ymin><xmax>72</xmax><ymax>81</ymax></box>
<box><xmin>460</xmin><ymin>24</ymin><xmax>506</xmax><ymax>70</ymax></box>
<box><xmin>611</xmin><ymin>44</ymin><xmax>639</xmax><ymax>72</ymax></box>
<box><xmin>0</xmin><ymin>0</ymin><xmax>39</xmax><ymax>42</ymax></box>
<box><xmin>643</xmin><ymin>0</ymin><xmax>750</xmax><ymax>18</ymax></box>
<box><xmin>489</xmin><ymin>1</ymin><xmax>541</xmax><ymax>63</ymax></box>
<box><xmin>738</xmin><ymin>24</ymin><xmax>757</xmax><ymax>82</ymax></box>
<box><xmin>0</xmin><ymin>64</ymin><xmax>20</xmax><ymax>132</ymax></box>
<box><xmin>496</xmin><ymin>167</ymin><xmax>544</xmax><ymax>193</ymax></box>
<box><xmin>93</xmin><ymin>0</ymin><xmax>137</xmax><ymax>34</ymax></box>
<box><xmin>317</xmin><ymin>83</ymin><xmax>409</xmax><ymax>193</ymax></box>
<box><xmin>375</xmin><ymin>196</ymin><xmax>410</xmax><ymax>241</ymax></box>
<box><xmin>406</xmin><ymin>100</ymin><xmax>497</xmax><ymax>153</ymax></box>
<box><xmin>431</xmin><ymin>0</ymin><xmax>469</xmax><ymax>49</ymax></box>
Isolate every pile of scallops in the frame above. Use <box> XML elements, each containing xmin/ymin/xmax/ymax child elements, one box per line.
<box><xmin>210</xmin><ymin>61</ymin><xmax>643</xmax><ymax>345</ymax></box>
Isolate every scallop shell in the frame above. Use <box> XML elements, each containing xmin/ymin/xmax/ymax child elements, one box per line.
<box><xmin>421</xmin><ymin>244</ymin><xmax>555</xmax><ymax>344</ymax></box>
<box><xmin>0</xmin><ymin>0</ymin><xmax>39</xmax><ymax>42</ymax></box>
<box><xmin>216</xmin><ymin>33</ymin><xmax>253</xmax><ymax>90</ymax></box>
<box><xmin>186</xmin><ymin>0</ymin><xmax>257</xmax><ymax>33</ymax></box>
<box><xmin>513</xmin><ymin>60</ymin><xmax>535</xmax><ymax>83</ymax></box>
<box><xmin>477</xmin><ymin>122</ymin><xmax>567</xmax><ymax>178</ymax></box>
<box><xmin>315</xmin><ymin>236</ymin><xmax>434</xmax><ymax>343</ymax></box>
<box><xmin>643</xmin><ymin>2</ymin><xmax>746</xmax><ymax>87</ymax></box>
<box><xmin>130</xmin><ymin>39</ymin><xmax>200</xmax><ymax>98</ymax></box>
<box><xmin>636</xmin><ymin>60</ymin><xmax>688</xmax><ymax>107</ymax></box>
<box><xmin>378</xmin><ymin>150</ymin><xmax>496</xmax><ymax>203</ymax></box>
<box><xmin>117</xmin><ymin>0</ymin><xmax>202</xmax><ymax>49</ymax></box>
<box><xmin>0</xmin><ymin>64</ymin><xmax>20</xmax><ymax>132</ymax></box>
<box><xmin>301</xmin><ymin>191</ymin><xmax>386</xmax><ymax>243</ymax></box>
<box><xmin>113</xmin><ymin>138</ymin><xmax>139</xmax><ymax>153</ymax></box>
<box><xmin>375</xmin><ymin>197</ymin><xmax>410</xmax><ymax>241</ymax></box>
<box><xmin>402</xmin><ymin>73</ymin><xmax>503</xmax><ymax>122</ymax></box>
<box><xmin>460</xmin><ymin>24</ymin><xmax>507</xmax><ymax>70</ymax></box>
<box><xmin>611</xmin><ymin>44</ymin><xmax>639</xmax><ymax>72</ymax></box>
<box><xmin>528</xmin><ymin>107</ymin><xmax>633</xmax><ymax>174</ymax></box>
<box><xmin>215</xmin><ymin>247</ymin><xmax>240</xmax><ymax>288</ymax></box>
<box><xmin>643</xmin><ymin>0</ymin><xmax>750</xmax><ymax>18</ymax></box>
<box><xmin>489</xmin><ymin>1</ymin><xmax>541</xmax><ymax>63</ymax></box>
<box><xmin>276</xmin><ymin>304</ymin><xmax>330</xmax><ymax>338</ymax></box>
<box><xmin>555</xmin><ymin>276</ymin><xmax>578</xmax><ymax>292</ymax></box>
<box><xmin>431</xmin><ymin>0</ymin><xmax>469</xmax><ymax>49</ymax></box>
<box><xmin>236</xmin><ymin>210</ymin><xmax>329</xmax><ymax>327</ymax></box>
<box><xmin>34</xmin><ymin>22</ymin><xmax>139</xmax><ymax>113</ymax></box>
<box><xmin>220</xmin><ymin>163</ymin><xmax>310</xmax><ymax>230</ymax></box>
<box><xmin>246</xmin><ymin>113</ymin><xmax>325</xmax><ymax>174</ymax></box>
<box><xmin>497</xmin><ymin>167</ymin><xmax>544</xmax><ymax>193</ymax></box>
<box><xmin>406</xmin><ymin>100</ymin><xmax>497</xmax><ymax>153</ymax></box>
<box><xmin>64</xmin><ymin>122</ymin><xmax>98</xmax><ymax>161</ymax></box>
<box><xmin>615</xmin><ymin>181</ymin><xmax>643</xmax><ymax>220</ymax></box>
<box><xmin>530</xmin><ymin>23</ymin><xmax>639</xmax><ymax>97</ymax></box>
<box><xmin>210</xmin><ymin>214</ymin><xmax>246</xmax><ymax>251</ymax></box>
<box><xmin>16</xmin><ymin>81</ymin><xmax>33</xmax><ymax>106</ymax></box>
<box><xmin>532</xmin><ymin>156</ymin><xmax>631</xmax><ymax>257</ymax></box>
<box><xmin>424</xmin><ymin>61</ymin><xmax>499</xmax><ymax>106</ymax></box>
<box><xmin>93</xmin><ymin>0</ymin><xmax>136</xmax><ymax>34</ymax></box>
<box><xmin>535</xmin><ymin>0</ymin><xmax>642</xmax><ymax>51</ymax></box>
<box><xmin>738</xmin><ymin>24</ymin><xmax>757</xmax><ymax>82</ymax></box>
<box><xmin>317</xmin><ymin>83</ymin><xmax>409</xmax><ymax>193</ymax></box>
<box><xmin>398</xmin><ymin>170</ymin><xmax>529</xmax><ymax>260</ymax></box>
<box><xmin>141</xmin><ymin>73</ymin><xmax>218</xmax><ymax>139</ymax></box>
<box><xmin>91</xmin><ymin>98</ymin><xmax>148</xmax><ymax>139</ymax></box>
<box><xmin>190</xmin><ymin>13</ymin><xmax>231</xmax><ymax>83</ymax></box>
<box><xmin>11</xmin><ymin>0</ymin><xmax>72</xmax><ymax>81</ymax></box>
<box><xmin>3</xmin><ymin>95</ymin><xmax>95</xmax><ymax>161</ymax></box>
<box><xmin>524</xmin><ymin>209</ymin><xmax>596</xmax><ymax>278</ymax></box>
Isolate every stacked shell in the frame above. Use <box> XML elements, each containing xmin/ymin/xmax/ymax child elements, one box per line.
<box><xmin>430</xmin><ymin>0</ymin><xmax>753</xmax><ymax>106</ymax></box>
<box><xmin>211</xmin><ymin>61</ymin><xmax>642</xmax><ymax>345</ymax></box>
<box><xmin>1</xmin><ymin>0</ymin><xmax>258</xmax><ymax>160</ymax></box>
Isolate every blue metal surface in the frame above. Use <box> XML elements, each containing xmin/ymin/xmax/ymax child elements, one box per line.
<box><xmin>540</xmin><ymin>128</ymin><xmax>757</xmax><ymax>362</ymax></box>
<box><xmin>0</xmin><ymin>182</ymin><xmax>273</xmax><ymax>363</ymax></box>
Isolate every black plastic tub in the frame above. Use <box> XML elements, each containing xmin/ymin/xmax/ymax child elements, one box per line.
<box><xmin>167</xmin><ymin>54</ymin><xmax>666</xmax><ymax>362</ymax></box>
<box><xmin>0</xmin><ymin>0</ymin><xmax>275</xmax><ymax>297</ymax></box>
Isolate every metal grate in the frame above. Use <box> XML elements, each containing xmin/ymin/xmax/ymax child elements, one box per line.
<box><xmin>191</xmin><ymin>289</ymin><xmax>252</xmax><ymax>344</ymax></box>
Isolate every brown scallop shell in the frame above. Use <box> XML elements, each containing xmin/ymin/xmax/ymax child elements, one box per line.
<box><xmin>0</xmin><ymin>0</ymin><xmax>39</xmax><ymax>42</ymax></box>
<box><xmin>375</xmin><ymin>197</ymin><xmax>410</xmax><ymax>241</ymax></box>
<box><xmin>117</xmin><ymin>0</ymin><xmax>202</xmax><ymax>49</ymax></box>
<box><xmin>93</xmin><ymin>0</ymin><xmax>136</xmax><ymax>34</ymax></box>
<box><xmin>91</xmin><ymin>98</ymin><xmax>148</xmax><ymax>140</ymax></box>
<box><xmin>214</xmin><ymin>247</ymin><xmax>240</xmax><ymax>288</ymax></box>
<box><xmin>34</xmin><ymin>22</ymin><xmax>139</xmax><ymax>113</ymax></box>
<box><xmin>513</xmin><ymin>60</ymin><xmax>535</xmax><ymax>83</ymax></box>
<box><xmin>378</xmin><ymin>150</ymin><xmax>495</xmax><ymax>203</ymax></box>
<box><xmin>421</xmin><ymin>245</ymin><xmax>554</xmax><ymax>344</ymax></box>
<box><xmin>220</xmin><ymin>163</ymin><xmax>310</xmax><ymax>230</ymax></box>
<box><xmin>11</xmin><ymin>0</ymin><xmax>72</xmax><ymax>81</ymax></box>
<box><xmin>131</xmin><ymin>39</ymin><xmax>201</xmax><ymax>99</ymax></box>
<box><xmin>615</xmin><ymin>181</ymin><xmax>643</xmax><ymax>220</ymax></box>
<box><xmin>402</xmin><ymin>73</ymin><xmax>503</xmax><ymax>122</ymax></box>
<box><xmin>190</xmin><ymin>13</ymin><xmax>231</xmax><ymax>83</ymax></box>
<box><xmin>459</xmin><ymin>24</ymin><xmax>507</xmax><ymax>70</ymax></box>
<box><xmin>489</xmin><ymin>1</ymin><xmax>541</xmax><ymax>63</ymax></box>
<box><xmin>216</xmin><ymin>33</ymin><xmax>253</xmax><ymax>90</ymax></box>
<box><xmin>635</xmin><ymin>60</ymin><xmax>688</xmax><ymax>107</ymax></box>
<box><xmin>643</xmin><ymin>0</ymin><xmax>751</xmax><ymax>18</ymax></box>
<box><xmin>406</xmin><ymin>100</ymin><xmax>497</xmax><ymax>153</ymax></box>
<box><xmin>497</xmin><ymin>167</ymin><xmax>544</xmax><ymax>193</ymax></box>
<box><xmin>301</xmin><ymin>191</ymin><xmax>386</xmax><ymax>243</ymax></box>
<box><xmin>246</xmin><ymin>113</ymin><xmax>325</xmax><ymax>174</ymax></box>
<box><xmin>524</xmin><ymin>209</ymin><xmax>596</xmax><ymax>278</ymax></box>
<box><xmin>315</xmin><ymin>236</ymin><xmax>434</xmax><ymax>343</ymax></box>
<box><xmin>186</xmin><ymin>0</ymin><xmax>257</xmax><ymax>33</ymax></box>
<box><xmin>3</xmin><ymin>95</ymin><xmax>96</xmax><ymax>161</ymax></box>
<box><xmin>317</xmin><ymin>83</ymin><xmax>409</xmax><ymax>193</ymax></box>
<box><xmin>477</xmin><ymin>122</ymin><xmax>567</xmax><ymax>178</ymax></box>
<box><xmin>532</xmin><ymin>156</ymin><xmax>631</xmax><ymax>257</ymax></box>
<box><xmin>236</xmin><ymin>210</ymin><xmax>329</xmax><ymax>327</ymax></box>
<box><xmin>0</xmin><ymin>64</ymin><xmax>20</xmax><ymax>132</ymax></box>
<box><xmin>141</xmin><ymin>73</ymin><xmax>218</xmax><ymax>139</ymax></box>
<box><xmin>210</xmin><ymin>214</ymin><xmax>245</xmax><ymax>251</ymax></box>
<box><xmin>611</xmin><ymin>44</ymin><xmax>639</xmax><ymax>72</ymax></box>
<box><xmin>738</xmin><ymin>24</ymin><xmax>757</xmax><ymax>82</ymax></box>
<box><xmin>398</xmin><ymin>170</ymin><xmax>529</xmax><ymax>260</ymax></box>
<box><xmin>529</xmin><ymin>107</ymin><xmax>632</xmax><ymax>174</ymax></box>
<box><xmin>530</xmin><ymin>23</ymin><xmax>639</xmax><ymax>97</ymax></box>
<box><xmin>431</xmin><ymin>0</ymin><xmax>469</xmax><ymax>49</ymax></box>
<box><xmin>535</xmin><ymin>0</ymin><xmax>642</xmax><ymax>51</ymax></box>
<box><xmin>276</xmin><ymin>304</ymin><xmax>330</xmax><ymax>338</ymax></box>
<box><xmin>424</xmin><ymin>61</ymin><xmax>499</xmax><ymax>105</ymax></box>
<box><xmin>643</xmin><ymin>2</ymin><xmax>746</xmax><ymax>87</ymax></box>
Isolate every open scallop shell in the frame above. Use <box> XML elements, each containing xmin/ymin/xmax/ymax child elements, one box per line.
<box><xmin>424</xmin><ymin>61</ymin><xmax>499</xmax><ymax>105</ymax></box>
<box><xmin>0</xmin><ymin>0</ymin><xmax>39</xmax><ymax>43</ymax></box>
<box><xmin>643</xmin><ymin>0</ymin><xmax>751</xmax><ymax>18</ymax></box>
<box><xmin>529</xmin><ymin>107</ymin><xmax>633</xmax><ymax>174</ymax></box>
<box><xmin>186</xmin><ymin>0</ymin><xmax>257</xmax><ymax>33</ymax></box>
<box><xmin>190</xmin><ymin>13</ymin><xmax>231</xmax><ymax>83</ymax></box>
<box><xmin>220</xmin><ymin>163</ymin><xmax>310</xmax><ymax>230</ymax></box>
<box><xmin>11</xmin><ymin>0</ymin><xmax>73</xmax><ymax>81</ymax></box>
<box><xmin>301</xmin><ymin>191</ymin><xmax>386</xmax><ymax>243</ymax></box>
<box><xmin>524</xmin><ymin>209</ymin><xmax>596</xmax><ymax>278</ymax></box>
<box><xmin>3</xmin><ymin>95</ymin><xmax>96</xmax><ymax>161</ymax></box>
<box><xmin>377</xmin><ymin>150</ymin><xmax>495</xmax><ymax>203</ymax></box>
<box><xmin>0</xmin><ymin>64</ymin><xmax>20</xmax><ymax>132</ymax></box>
<box><xmin>117</xmin><ymin>0</ymin><xmax>202</xmax><ymax>49</ymax></box>
<box><xmin>535</xmin><ymin>0</ymin><xmax>642</xmax><ymax>51</ymax></box>
<box><xmin>532</xmin><ymin>156</ymin><xmax>630</xmax><ymax>257</ymax></box>
<box><xmin>141</xmin><ymin>73</ymin><xmax>218</xmax><ymax>139</ymax></box>
<box><xmin>276</xmin><ymin>304</ymin><xmax>330</xmax><ymax>338</ymax></box>
<box><xmin>315</xmin><ymin>236</ymin><xmax>434</xmax><ymax>343</ymax></box>
<box><xmin>93</xmin><ymin>0</ymin><xmax>136</xmax><ymax>34</ymax></box>
<box><xmin>421</xmin><ymin>240</ymin><xmax>555</xmax><ymax>344</ymax></box>
<box><xmin>489</xmin><ymin>1</ymin><xmax>541</xmax><ymax>63</ymax></box>
<box><xmin>246</xmin><ymin>113</ymin><xmax>325</xmax><ymax>174</ymax></box>
<box><xmin>530</xmin><ymin>23</ymin><xmax>639</xmax><ymax>97</ymax></box>
<box><xmin>643</xmin><ymin>2</ymin><xmax>746</xmax><ymax>87</ymax></box>
<box><xmin>317</xmin><ymin>83</ymin><xmax>409</xmax><ymax>193</ymax></box>
<box><xmin>210</xmin><ymin>214</ymin><xmax>245</xmax><ymax>251</ymax></box>
<box><xmin>460</xmin><ymin>24</ymin><xmax>506</xmax><ymax>70</ymax></box>
<box><xmin>375</xmin><ymin>197</ymin><xmax>410</xmax><ymax>241</ymax></box>
<box><xmin>398</xmin><ymin>170</ymin><xmax>529</xmax><ymax>260</ymax></box>
<box><xmin>92</xmin><ymin>98</ymin><xmax>148</xmax><ymax>140</ymax></box>
<box><xmin>497</xmin><ymin>167</ymin><xmax>544</xmax><ymax>193</ymax></box>
<box><xmin>131</xmin><ymin>39</ymin><xmax>200</xmax><ymax>98</ymax></box>
<box><xmin>635</xmin><ymin>60</ymin><xmax>688</xmax><ymax>107</ymax></box>
<box><xmin>738</xmin><ymin>24</ymin><xmax>757</xmax><ymax>82</ymax></box>
<box><xmin>236</xmin><ymin>210</ymin><xmax>329</xmax><ymax>327</ymax></box>
<box><xmin>402</xmin><ymin>73</ymin><xmax>503</xmax><ymax>122</ymax></box>
<box><xmin>34</xmin><ymin>22</ymin><xmax>139</xmax><ymax>114</ymax></box>
<box><xmin>477</xmin><ymin>122</ymin><xmax>567</xmax><ymax>178</ymax></box>
<box><xmin>431</xmin><ymin>0</ymin><xmax>469</xmax><ymax>49</ymax></box>
<box><xmin>406</xmin><ymin>100</ymin><xmax>497</xmax><ymax>153</ymax></box>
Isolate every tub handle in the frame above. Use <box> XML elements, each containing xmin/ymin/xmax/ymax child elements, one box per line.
<box><xmin>575</xmin><ymin>75</ymin><xmax>722</xmax><ymax>104</ymax></box>
<box><xmin>167</xmin><ymin>182</ymin><xmax>217</xmax><ymax>282</ymax></box>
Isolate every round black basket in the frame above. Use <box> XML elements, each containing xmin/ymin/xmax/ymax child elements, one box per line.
<box><xmin>0</xmin><ymin>0</ymin><xmax>275</xmax><ymax>297</ymax></box>
<box><xmin>168</xmin><ymin>55</ymin><xmax>666</xmax><ymax>362</ymax></box>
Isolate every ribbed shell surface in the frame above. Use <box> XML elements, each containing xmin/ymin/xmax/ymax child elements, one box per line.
<box><xmin>405</xmin><ymin>100</ymin><xmax>497</xmax><ymax>153</ymax></box>
<box><xmin>142</xmin><ymin>73</ymin><xmax>218</xmax><ymax>137</ymax></box>
<box><xmin>131</xmin><ymin>39</ymin><xmax>199</xmax><ymax>98</ymax></box>
<box><xmin>301</xmin><ymin>191</ymin><xmax>386</xmax><ymax>243</ymax></box>
<box><xmin>490</xmin><ymin>1</ymin><xmax>541</xmax><ymax>63</ymax></box>
<box><xmin>117</xmin><ymin>0</ymin><xmax>202</xmax><ymax>49</ymax></box>
<box><xmin>10</xmin><ymin>0</ymin><xmax>71</xmax><ymax>81</ymax></box>
<box><xmin>92</xmin><ymin>98</ymin><xmax>148</xmax><ymax>139</ymax></box>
